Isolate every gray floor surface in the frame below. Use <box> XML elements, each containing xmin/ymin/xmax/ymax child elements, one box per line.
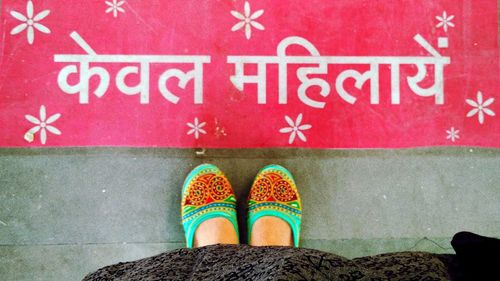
<box><xmin>1</xmin><ymin>148</ymin><xmax>499</xmax><ymax>280</ymax></box>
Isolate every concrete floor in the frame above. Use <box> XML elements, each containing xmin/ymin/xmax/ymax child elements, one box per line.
<box><xmin>0</xmin><ymin>148</ymin><xmax>499</xmax><ymax>280</ymax></box>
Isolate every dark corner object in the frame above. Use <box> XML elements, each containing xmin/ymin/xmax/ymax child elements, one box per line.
<box><xmin>451</xmin><ymin>231</ymin><xmax>500</xmax><ymax>280</ymax></box>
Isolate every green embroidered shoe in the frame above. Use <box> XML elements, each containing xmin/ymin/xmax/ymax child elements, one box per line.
<box><xmin>181</xmin><ymin>164</ymin><xmax>239</xmax><ymax>248</ymax></box>
<box><xmin>247</xmin><ymin>164</ymin><xmax>302</xmax><ymax>247</ymax></box>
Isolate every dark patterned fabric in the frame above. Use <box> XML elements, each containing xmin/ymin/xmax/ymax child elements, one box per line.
<box><xmin>353</xmin><ymin>252</ymin><xmax>453</xmax><ymax>281</ymax></box>
<box><xmin>83</xmin><ymin>244</ymin><xmax>458</xmax><ymax>281</ymax></box>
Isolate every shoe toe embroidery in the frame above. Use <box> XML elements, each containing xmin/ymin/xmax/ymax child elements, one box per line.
<box><xmin>248</xmin><ymin>169</ymin><xmax>301</xmax><ymax>213</ymax></box>
<box><xmin>182</xmin><ymin>169</ymin><xmax>236</xmax><ymax>221</ymax></box>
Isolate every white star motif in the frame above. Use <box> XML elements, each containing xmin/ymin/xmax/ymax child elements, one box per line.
<box><xmin>10</xmin><ymin>0</ymin><xmax>51</xmax><ymax>45</ymax></box>
<box><xmin>466</xmin><ymin>91</ymin><xmax>495</xmax><ymax>124</ymax></box>
<box><xmin>24</xmin><ymin>106</ymin><xmax>62</xmax><ymax>145</ymax></box>
<box><xmin>105</xmin><ymin>0</ymin><xmax>125</xmax><ymax>18</ymax></box>
<box><xmin>231</xmin><ymin>1</ymin><xmax>264</xmax><ymax>40</ymax></box>
<box><xmin>436</xmin><ymin>11</ymin><xmax>455</xmax><ymax>32</ymax></box>
<box><xmin>446</xmin><ymin>127</ymin><xmax>460</xmax><ymax>142</ymax></box>
<box><xmin>279</xmin><ymin>114</ymin><xmax>312</xmax><ymax>144</ymax></box>
<box><xmin>187</xmin><ymin>118</ymin><xmax>207</xmax><ymax>139</ymax></box>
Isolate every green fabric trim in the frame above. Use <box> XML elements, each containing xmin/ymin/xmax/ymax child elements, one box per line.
<box><xmin>257</xmin><ymin>164</ymin><xmax>298</xmax><ymax>183</ymax></box>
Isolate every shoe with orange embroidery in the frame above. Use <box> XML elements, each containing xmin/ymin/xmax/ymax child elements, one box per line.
<box><xmin>181</xmin><ymin>164</ymin><xmax>239</xmax><ymax>248</ymax></box>
<box><xmin>247</xmin><ymin>164</ymin><xmax>302</xmax><ymax>247</ymax></box>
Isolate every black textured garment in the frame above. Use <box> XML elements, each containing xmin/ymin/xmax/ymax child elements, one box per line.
<box><xmin>83</xmin><ymin>244</ymin><xmax>460</xmax><ymax>281</ymax></box>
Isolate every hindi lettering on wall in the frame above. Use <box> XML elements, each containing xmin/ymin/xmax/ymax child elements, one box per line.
<box><xmin>0</xmin><ymin>1</ymin><xmax>498</xmax><ymax>148</ymax></box>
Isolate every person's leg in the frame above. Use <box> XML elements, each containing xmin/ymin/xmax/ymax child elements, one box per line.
<box><xmin>194</xmin><ymin>218</ymin><xmax>239</xmax><ymax>247</ymax></box>
<box><xmin>249</xmin><ymin>216</ymin><xmax>293</xmax><ymax>246</ymax></box>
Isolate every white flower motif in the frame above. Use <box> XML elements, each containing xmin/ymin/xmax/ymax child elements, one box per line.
<box><xmin>446</xmin><ymin>127</ymin><xmax>460</xmax><ymax>142</ymax></box>
<box><xmin>25</xmin><ymin>106</ymin><xmax>62</xmax><ymax>145</ymax></box>
<box><xmin>10</xmin><ymin>0</ymin><xmax>51</xmax><ymax>45</ymax></box>
<box><xmin>231</xmin><ymin>1</ymin><xmax>264</xmax><ymax>40</ymax></box>
<box><xmin>279</xmin><ymin>114</ymin><xmax>312</xmax><ymax>144</ymax></box>
<box><xmin>187</xmin><ymin>118</ymin><xmax>207</xmax><ymax>139</ymax></box>
<box><xmin>436</xmin><ymin>11</ymin><xmax>455</xmax><ymax>32</ymax></box>
<box><xmin>466</xmin><ymin>91</ymin><xmax>495</xmax><ymax>124</ymax></box>
<box><xmin>105</xmin><ymin>0</ymin><xmax>125</xmax><ymax>18</ymax></box>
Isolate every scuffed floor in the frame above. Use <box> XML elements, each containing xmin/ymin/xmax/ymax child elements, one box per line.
<box><xmin>0</xmin><ymin>148</ymin><xmax>499</xmax><ymax>280</ymax></box>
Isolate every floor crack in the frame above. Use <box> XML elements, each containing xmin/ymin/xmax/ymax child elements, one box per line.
<box><xmin>407</xmin><ymin>237</ymin><xmax>453</xmax><ymax>251</ymax></box>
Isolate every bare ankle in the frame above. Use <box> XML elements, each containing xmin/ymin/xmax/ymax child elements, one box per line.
<box><xmin>250</xmin><ymin>216</ymin><xmax>293</xmax><ymax>246</ymax></box>
<box><xmin>194</xmin><ymin>218</ymin><xmax>239</xmax><ymax>247</ymax></box>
